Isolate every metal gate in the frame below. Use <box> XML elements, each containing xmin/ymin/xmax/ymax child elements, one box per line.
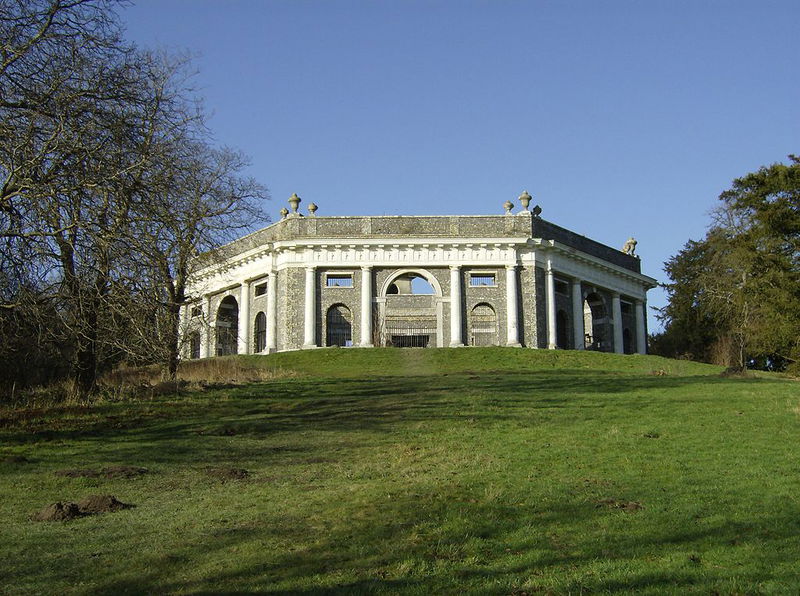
<box><xmin>326</xmin><ymin>305</ymin><xmax>353</xmax><ymax>347</ymax></box>
<box><xmin>383</xmin><ymin>318</ymin><xmax>437</xmax><ymax>348</ymax></box>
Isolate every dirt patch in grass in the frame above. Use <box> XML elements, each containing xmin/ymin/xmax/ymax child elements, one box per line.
<box><xmin>596</xmin><ymin>498</ymin><xmax>643</xmax><ymax>513</ymax></box>
<box><xmin>206</xmin><ymin>467</ymin><xmax>249</xmax><ymax>481</ymax></box>
<box><xmin>32</xmin><ymin>502</ymin><xmax>84</xmax><ymax>521</ymax></box>
<box><xmin>77</xmin><ymin>494</ymin><xmax>133</xmax><ymax>514</ymax></box>
<box><xmin>54</xmin><ymin>465</ymin><xmax>149</xmax><ymax>479</ymax></box>
<box><xmin>2</xmin><ymin>455</ymin><xmax>30</xmax><ymax>464</ymax></box>
<box><xmin>32</xmin><ymin>495</ymin><xmax>133</xmax><ymax>521</ymax></box>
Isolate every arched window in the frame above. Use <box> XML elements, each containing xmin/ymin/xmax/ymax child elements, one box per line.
<box><xmin>470</xmin><ymin>303</ymin><xmax>497</xmax><ymax>346</ymax></box>
<box><xmin>189</xmin><ymin>332</ymin><xmax>201</xmax><ymax>359</ymax></box>
<box><xmin>216</xmin><ymin>296</ymin><xmax>239</xmax><ymax>356</ymax></box>
<box><xmin>326</xmin><ymin>304</ymin><xmax>353</xmax><ymax>347</ymax></box>
<box><xmin>386</xmin><ymin>273</ymin><xmax>435</xmax><ymax>295</ymax></box>
<box><xmin>254</xmin><ymin>312</ymin><xmax>267</xmax><ymax>353</ymax></box>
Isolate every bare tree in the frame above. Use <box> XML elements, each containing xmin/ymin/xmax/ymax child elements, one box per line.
<box><xmin>0</xmin><ymin>1</ymin><xmax>270</xmax><ymax>396</ymax></box>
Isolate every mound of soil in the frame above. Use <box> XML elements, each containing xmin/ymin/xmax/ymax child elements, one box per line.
<box><xmin>54</xmin><ymin>465</ymin><xmax>148</xmax><ymax>479</ymax></box>
<box><xmin>77</xmin><ymin>494</ymin><xmax>133</xmax><ymax>513</ymax></box>
<box><xmin>102</xmin><ymin>466</ymin><xmax>149</xmax><ymax>479</ymax></box>
<box><xmin>32</xmin><ymin>494</ymin><xmax>133</xmax><ymax>522</ymax></box>
<box><xmin>596</xmin><ymin>498</ymin><xmax>643</xmax><ymax>513</ymax></box>
<box><xmin>55</xmin><ymin>468</ymin><xmax>101</xmax><ymax>478</ymax></box>
<box><xmin>32</xmin><ymin>501</ymin><xmax>84</xmax><ymax>521</ymax></box>
<box><xmin>206</xmin><ymin>467</ymin><xmax>249</xmax><ymax>481</ymax></box>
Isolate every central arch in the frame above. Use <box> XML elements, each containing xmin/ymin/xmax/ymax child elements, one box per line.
<box><xmin>379</xmin><ymin>268</ymin><xmax>442</xmax><ymax>348</ymax></box>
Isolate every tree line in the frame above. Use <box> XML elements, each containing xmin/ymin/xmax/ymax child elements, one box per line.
<box><xmin>1</xmin><ymin>0</ymin><xmax>268</xmax><ymax>398</ymax></box>
<box><xmin>652</xmin><ymin>156</ymin><xmax>800</xmax><ymax>373</ymax></box>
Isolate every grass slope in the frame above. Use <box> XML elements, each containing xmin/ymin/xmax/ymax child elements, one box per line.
<box><xmin>1</xmin><ymin>349</ymin><xmax>798</xmax><ymax>594</ymax></box>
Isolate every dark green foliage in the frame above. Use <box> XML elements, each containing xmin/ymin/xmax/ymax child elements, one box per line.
<box><xmin>656</xmin><ymin>156</ymin><xmax>800</xmax><ymax>367</ymax></box>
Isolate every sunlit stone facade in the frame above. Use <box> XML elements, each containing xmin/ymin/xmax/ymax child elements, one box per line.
<box><xmin>182</xmin><ymin>195</ymin><xmax>656</xmax><ymax>358</ymax></box>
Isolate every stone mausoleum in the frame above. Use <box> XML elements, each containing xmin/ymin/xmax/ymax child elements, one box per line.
<box><xmin>182</xmin><ymin>192</ymin><xmax>657</xmax><ymax>358</ymax></box>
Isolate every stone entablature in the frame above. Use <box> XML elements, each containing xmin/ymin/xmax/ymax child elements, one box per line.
<box><xmin>183</xmin><ymin>200</ymin><xmax>656</xmax><ymax>359</ymax></box>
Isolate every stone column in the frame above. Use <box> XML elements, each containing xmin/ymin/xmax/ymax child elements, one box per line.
<box><xmin>202</xmin><ymin>294</ymin><xmax>212</xmax><ymax>358</ymax></box>
<box><xmin>360</xmin><ymin>266</ymin><xmax>373</xmax><ymax>347</ymax></box>
<box><xmin>266</xmin><ymin>271</ymin><xmax>277</xmax><ymax>352</ymax></box>
<box><xmin>571</xmin><ymin>279</ymin><xmax>584</xmax><ymax>350</ymax></box>
<box><xmin>635</xmin><ymin>299</ymin><xmax>647</xmax><ymax>355</ymax></box>
<box><xmin>449</xmin><ymin>265</ymin><xmax>464</xmax><ymax>347</ymax></box>
<box><xmin>303</xmin><ymin>266</ymin><xmax>317</xmax><ymax>348</ymax></box>
<box><xmin>238</xmin><ymin>280</ymin><xmax>250</xmax><ymax>355</ymax></box>
<box><xmin>506</xmin><ymin>265</ymin><xmax>521</xmax><ymax>346</ymax></box>
<box><xmin>611</xmin><ymin>292</ymin><xmax>624</xmax><ymax>354</ymax></box>
<box><xmin>546</xmin><ymin>261</ymin><xmax>557</xmax><ymax>349</ymax></box>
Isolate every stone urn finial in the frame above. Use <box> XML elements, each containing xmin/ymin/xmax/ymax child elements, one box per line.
<box><xmin>518</xmin><ymin>190</ymin><xmax>532</xmax><ymax>211</ymax></box>
<box><xmin>288</xmin><ymin>193</ymin><xmax>301</xmax><ymax>214</ymax></box>
<box><xmin>307</xmin><ymin>202</ymin><xmax>318</xmax><ymax>216</ymax></box>
<box><xmin>532</xmin><ymin>204</ymin><xmax>542</xmax><ymax>217</ymax></box>
<box><xmin>503</xmin><ymin>200</ymin><xmax>514</xmax><ymax>215</ymax></box>
<box><xmin>279</xmin><ymin>207</ymin><xmax>289</xmax><ymax>219</ymax></box>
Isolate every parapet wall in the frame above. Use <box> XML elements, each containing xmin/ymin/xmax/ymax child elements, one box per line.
<box><xmin>219</xmin><ymin>213</ymin><xmax>641</xmax><ymax>273</ymax></box>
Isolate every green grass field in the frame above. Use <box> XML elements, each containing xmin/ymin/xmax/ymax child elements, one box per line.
<box><xmin>1</xmin><ymin>348</ymin><xmax>799</xmax><ymax>594</ymax></box>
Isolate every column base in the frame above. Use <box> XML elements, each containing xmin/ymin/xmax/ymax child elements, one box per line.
<box><xmin>449</xmin><ymin>342</ymin><xmax>465</xmax><ymax>348</ymax></box>
<box><xmin>548</xmin><ymin>343</ymin><xmax>557</xmax><ymax>350</ymax></box>
<box><xmin>359</xmin><ymin>343</ymin><xmax>374</xmax><ymax>348</ymax></box>
<box><xmin>302</xmin><ymin>343</ymin><xmax>317</xmax><ymax>350</ymax></box>
<box><xmin>506</xmin><ymin>342</ymin><xmax>522</xmax><ymax>348</ymax></box>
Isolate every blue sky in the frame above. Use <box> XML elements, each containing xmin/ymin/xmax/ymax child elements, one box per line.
<box><xmin>121</xmin><ymin>1</ymin><xmax>799</xmax><ymax>331</ymax></box>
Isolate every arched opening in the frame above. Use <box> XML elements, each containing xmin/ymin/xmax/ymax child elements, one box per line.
<box><xmin>623</xmin><ymin>327</ymin><xmax>633</xmax><ymax>354</ymax></box>
<box><xmin>188</xmin><ymin>332</ymin><xmax>201</xmax><ymax>359</ymax></box>
<box><xmin>254</xmin><ymin>312</ymin><xmax>267</xmax><ymax>353</ymax></box>
<box><xmin>556</xmin><ymin>309</ymin><xmax>569</xmax><ymax>349</ymax></box>
<box><xmin>326</xmin><ymin>304</ymin><xmax>353</xmax><ymax>347</ymax></box>
<box><xmin>381</xmin><ymin>269</ymin><xmax>441</xmax><ymax>348</ymax></box>
<box><xmin>583</xmin><ymin>293</ymin><xmax>607</xmax><ymax>351</ymax></box>
<box><xmin>470</xmin><ymin>303</ymin><xmax>497</xmax><ymax>346</ymax></box>
<box><xmin>216</xmin><ymin>296</ymin><xmax>239</xmax><ymax>356</ymax></box>
<box><xmin>385</xmin><ymin>273</ymin><xmax>435</xmax><ymax>295</ymax></box>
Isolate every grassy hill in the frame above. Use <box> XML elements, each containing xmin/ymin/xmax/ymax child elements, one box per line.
<box><xmin>1</xmin><ymin>348</ymin><xmax>798</xmax><ymax>594</ymax></box>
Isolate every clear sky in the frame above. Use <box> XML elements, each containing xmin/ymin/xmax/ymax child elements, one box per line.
<box><xmin>120</xmin><ymin>0</ymin><xmax>799</xmax><ymax>331</ymax></box>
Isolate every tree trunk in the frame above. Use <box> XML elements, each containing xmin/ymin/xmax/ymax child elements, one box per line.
<box><xmin>166</xmin><ymin>301</ymin><xmax>181</xmax><ymax>380</ymax></box>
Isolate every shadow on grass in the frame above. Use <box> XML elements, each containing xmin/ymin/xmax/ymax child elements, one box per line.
<box><xmin>0</xmin><ymin>370</ymin><xmax>766</xmax><ymax>451</ymax></box>
<box><xmin>45</xmin><ymin>481</ymin><xmax>800</xmax><ymax>594</ymax></box>
<box><xmin>3</xmin><ymin>368</ymin><xmax>798</xmax><ymax>593</ymax></box>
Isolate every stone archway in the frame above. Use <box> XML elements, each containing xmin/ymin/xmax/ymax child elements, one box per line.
<box><xmin>380</xmin><ymin>269</ymin><xmax>442</xmax><ymax>348</ymax></box>
<box><xmin>583</xmin><ymin>292</ymin><xmax>609</xmax><ymax>351</ymax></box>
<box><xmin>470</xmin><ymin>303</ymin><xmax>498</xmax><ymax>346</ymax></box>
<box><xmin>216</xmin><ymin>295</ymin><xmax>239</xmax><ymax>356</ymax></box>
<box><xmin>326</xmin><ymin>304</ymin><xmax>353</xmax><ymax>347</ymax></box>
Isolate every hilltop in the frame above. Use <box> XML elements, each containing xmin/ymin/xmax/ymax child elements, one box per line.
<box><xmin>1</xmin><ymin>348</ymin><xmax>797</xmax><ymax>594</ymax></box>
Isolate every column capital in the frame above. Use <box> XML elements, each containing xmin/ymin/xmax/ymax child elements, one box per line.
<box><xmin>360</xmin><ymin>265</ymin><xmax>372</xmax><ymax>271</ymax></box>
<box><xmin>505</xmin><ymin>263</ymin><xmax>517</xmax><ymax>271</ymax></box>
<box><xmin>449</xmin><ymin>264</ymin><xmax>461</xmax><ymax>271</ymax></box>
<box><xmin>305</xmin><ymin>265</ymin><xmax>317</xmax><ymax>272</ymax></box>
